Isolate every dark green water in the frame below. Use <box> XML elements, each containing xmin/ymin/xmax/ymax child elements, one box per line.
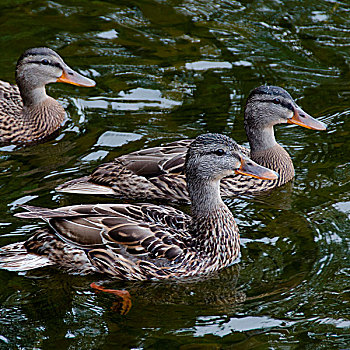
<box><xmin>0</xmin><ymin>0</ymin><xmax>350</xmax><ymax>348</ymax></box>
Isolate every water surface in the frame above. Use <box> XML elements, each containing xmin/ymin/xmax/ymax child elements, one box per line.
<box><xmin>0</xmin><ymin>0</ymin><xmax>350</xmax><ymax>348</ymax></box>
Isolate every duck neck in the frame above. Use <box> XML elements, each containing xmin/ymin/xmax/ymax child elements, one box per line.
<box><xmin>187</xmin><ymin>178</ymin><xmax>239</xmax><ymax>262</ymax></box>
<box><xmin>16</xmin><ymin>75</ymin><xmax>50</xmax><ymax>107</ymax></box>
<box><xmin>245</xmin><ymin>124</ymin><xmax>294</xmax><ymax>183</ymax></box>
<box><xmin>246</xmin><ymin>124</ymin><xmax>278</xmax><ymax>153</ymax></box>
<box><xmin>15</xmin><ymin>77</ymin><xmax>65</xmax><ymax>136</ymax></box>
<box><xmin>188</xmin><ymin>178</ymin><xmax>224</xmax><ymax>218</ymax></box>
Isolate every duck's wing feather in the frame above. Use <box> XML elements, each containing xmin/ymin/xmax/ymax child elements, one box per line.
<box><xmin>120</xmin><ymin>138</ymin><xmax>192</xmax><ymax>176</ymax></box>
<box><xmin>0</xmin><ymin>81</ymin><xmax>23</xmax><ymax>113</ymax></box>
<box><xmin>0</xmin><ymin>81</ymin><xmax>24</xmax><ymax>142</ymax></box>
<box><xmin>56</xmin><ymin>139</ymin><xmax>250</xmax><ymax>201</ymax></box>
<box><xmin>16</xmin><ymin>204</ymin><xmax>190</xmax><ymax>262</ymax></box>
<box><xmin>56</xmin><ymin>139</ymin><xmax>193</xmax><ymax>201</ymax></box>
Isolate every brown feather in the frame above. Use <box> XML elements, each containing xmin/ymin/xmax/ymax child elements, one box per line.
<box><xmin>0</xmin><ymin>47</ymin><xmax>94</xmax><ymax>145</ymax></box>
<box><xmin>57</xmin><ymin>86</ymin><xmax>324</xmax><ymax>202</ymax></box>
<box><xmin>2</xmin><ymin>134</ymin><xmax>253</xmax><ymax>280</ymax></box>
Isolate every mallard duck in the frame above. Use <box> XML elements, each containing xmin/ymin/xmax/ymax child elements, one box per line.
<box><xmin>0</xmin><ymin>47</ymin><xmax>95</xmax><ymax>145</ymax></box>
<box><xmin>0</xmin><ymin>133</ymin><xmax>277</xmax><ymax>280</ymax></box>
<box><xmin>56</xmin><ymin>85</ymin><xmax>326</xmax><ymax>202</ymax></box>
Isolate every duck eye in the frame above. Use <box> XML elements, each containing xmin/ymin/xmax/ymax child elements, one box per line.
<box><xmin>214</xmin><ymin>149</ymin><xmax>225</xmax><ymax>156</ymax></box>
<box><xmin>272</xmin><ymin>98</ymin><xmax>281</xmax><ymax>104</ymax></box>
<box><xmin>41</xmin><ymin>59</ymin><xmax>49</xmax><ymax>65</ymax></box>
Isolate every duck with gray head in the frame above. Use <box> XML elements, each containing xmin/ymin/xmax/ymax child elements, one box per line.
<box><xmin>56</xmin><ymin>85</ymin><xmax>326</xmax><ymax>202</ymax></box>
<box><xmin>0</xmin><ymin>133</ymin><xmax>277</xmax><ymax>280</ymax></box>
<box><xmin>0</xmin><ymin>47</ymin><xmax>95</xmax><ymax>145</ymax></box>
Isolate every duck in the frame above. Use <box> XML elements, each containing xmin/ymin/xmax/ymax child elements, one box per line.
<box><xmin>56</xmin><ymin>85</ymin><xmax>326</xmax><ymax>202</ymax></box>
<box><xmin>0</xmin><ymin>47</ymin><xmax>96</xmax><ymax>145</ymax></box>
<box><xmin>0</xmin><ymin>133</ymin><xmax>278</xmax><ymax>281</ymax></box>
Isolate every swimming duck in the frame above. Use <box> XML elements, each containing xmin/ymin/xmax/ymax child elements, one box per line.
<box><xmin>0</xmin><ymin>47</ymin><xmax>95</xmax><ymax>145</ymax></box>
<box><xmin>56</xmin><ymin>86</ymin><xmax>326</xmax><ymax>202</ymax></box>
<box><xmin>0</xmin><ymin>133</ymin><xmax>277</xmax><ymax>280</ymax></box>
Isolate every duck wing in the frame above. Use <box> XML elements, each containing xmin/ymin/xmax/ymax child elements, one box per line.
<box><xmin>16</xmin><ymin>204</ymin><xmax>191</xmax><ymax>272</ymax></box>
<box><xmin>56</xmin><ymin>139</ymin><xmax>192</xmax><ymax>201</ymax></box>
<box><xmin>118</xmin><ymin>138</ymin><xmax>192</xmax><ymax>176</ymax></box>
<box><xmin>0</xmin><ymin>81</ymin><xmax>23</xmax><ymax>112</ymax></box>
<box><xmin>56</xmin><ymin>139</ymin><xmax>250</xmax><ymax>202</ymax></box>
<box><xmin>0</xmin><ymin>81</ymin><xmax>24</xmax><ymax>142</ymax></box>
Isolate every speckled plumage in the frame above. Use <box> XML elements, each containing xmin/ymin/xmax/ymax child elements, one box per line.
<box><xmin>57</xmin><ymin>86</ymin><xmax>326</xmax><ymax>202</ymax></box>
<box><xmin>0</xmin><ymin>133</ymin><xmax>277</xmax><ymax>280</ymax></box>
<box><xmin>0</xmin><ymin>47</ymin><xmax>95</xmax><ymax>145</ymax></box>
<box><xmin>0</xmin><ymin>83</ymin><xmax>65</xmax><ymax>144</ymax></box>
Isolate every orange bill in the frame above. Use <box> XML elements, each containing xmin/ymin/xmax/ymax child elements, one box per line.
<box><xmin>287</xmin><ymin>106</ymin><xmax>327</xmax><ymax>130</ymax></box>
<box><xmin>57</xmin><ymin>66</ymin><xmax>96</xmax><ymax>87</ymax></box>
<box><xmin>235</xmin><ymin>157</ymin><xmax>278</xmax><ymax>180</ymax></box>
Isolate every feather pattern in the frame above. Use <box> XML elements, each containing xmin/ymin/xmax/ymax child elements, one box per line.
<box><xmin>57</xmin><ymin>86</ymin><xmax>326</xmax><ymax>201</ymax></box>
<box><xmin>0</xmin><ymin>134</ymin><xmax>277</xmax><ymax>280</ymax></box>
<box><xmin>0</xmin><ymin>47</ymin><xmax>95</xmax><ymax>145</ymax></box>
<box><xmin>57</xmin><ymin>140</ymin><xmax>249</xmax><ymax>201</ymax></box>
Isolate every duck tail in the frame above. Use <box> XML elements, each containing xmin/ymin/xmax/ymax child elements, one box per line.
<box><xmin>55</xmin><ymin>176</ymin><xmax>117</xmax><ymax>195</ymax></box>
<box><xmin>0</xmin><ymin>241</ymin><xmax>53</xmax><ymax>272</ymax></box>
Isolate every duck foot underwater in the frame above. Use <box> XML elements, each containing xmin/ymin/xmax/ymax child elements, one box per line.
<box><xmin>90</xmin><ymin>282</ymin><xmax>132</xmax><ymax>315</ymax></box>
<box><xmin>0</xmin><ymin>134</ymin><xmax>277</xmax><ymax>318</ymax></box>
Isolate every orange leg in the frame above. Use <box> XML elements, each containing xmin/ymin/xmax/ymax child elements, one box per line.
<box><xmin>90</xmin><ymin>282</ymin><xmax>132</xmax><ymax>315</ymax></box>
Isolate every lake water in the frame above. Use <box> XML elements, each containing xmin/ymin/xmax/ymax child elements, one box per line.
<box><xmin>0</xmin><ymin>0</ymin><xmax>350</xmax><ymax>348</ymax></box>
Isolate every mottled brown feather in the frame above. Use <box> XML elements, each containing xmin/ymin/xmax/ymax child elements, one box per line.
<box><xmin>1</xmin><ymin>134</ymin><xmax>253</xmax><ymax>280</ymax></box>
<box><xmin>57</xmin><ymin>86</ymin><xmax>325</xmax><ymax>202</ymax></box>
<box><xmin>0</xmin><ymin>47</ymin><xmax>95</xmax><ymax>145</ymax></box>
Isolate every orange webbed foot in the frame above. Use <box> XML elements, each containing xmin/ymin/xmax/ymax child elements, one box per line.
<box><xmin>90</xmin><ymin>282</ymin><xmax>132</xmax><ymax>315</ymax></box>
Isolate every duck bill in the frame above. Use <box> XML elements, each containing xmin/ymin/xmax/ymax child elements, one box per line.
<box><xmin>235</xmin><ymin>157</ymin><xmax>278</xmax><ymax>180</ymax></box>
<box><xmin>287</xmin><ymin>106</ymin><xmax>327</xmax><ymax>131</ymax></box>
<box><xmin>57</xmin><ymin>66</ymin><xmax>96</xmax><ymax>87</ymax></box>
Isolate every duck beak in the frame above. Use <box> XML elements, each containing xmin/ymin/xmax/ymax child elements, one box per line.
<box><xmin>287</xmin><ymin>106</ymin><xmax>327</xmax><ymax>130</ymax></box>
<box><xmin>57</xmin><ymin>65</ymin><xmax>96</xmax><ymax>87</ymax></box>
<box><xmin>235</xmin><ymin>157</ymin><xmax>278</xmax><ymax>180</ymax></box>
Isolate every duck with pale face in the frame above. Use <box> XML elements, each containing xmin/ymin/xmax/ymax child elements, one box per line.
<box><xmin>0</xmin><ymin>47</ymin><xmax>95</xmax><ymax>145</ymax></box>
<box><xmin>0</xmin><ymin>134</ymin><xmax>277</xmax><ymax>281</ymax></box>
<box><xmin>56</xmin><ymin>85</ymin><xmax>326</xmax><ymax>202</ymax></box>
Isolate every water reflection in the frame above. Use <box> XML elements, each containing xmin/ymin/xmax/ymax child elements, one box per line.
<box><xmin>1</xmin><ymin>0</ymin><xmax>350</xmax><ymax>348</ymax></box>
